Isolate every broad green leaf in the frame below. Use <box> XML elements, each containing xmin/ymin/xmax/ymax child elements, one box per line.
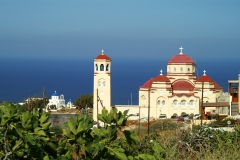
<box><xmin>22</xmin><ymin>112</ymin><xmax>32</xmax><ymax>129</ymax></box>
<box><xmin>107</xmin><ymin>146</ymin><xmax>128</xmax><ymax>160</ymax></box>
<box><xmin>43</xmin><ymin>155</ymin><xmax>49</xmax><ymax>160</ymax></box>
<box><xmin>67</xmin><ymin>121</ymin><xmax>77</xmax><ymax>135</ymax></box>
<box><xmin>40</xmin><ymin>113</ymin><xmax>49</xmax><ymax>124</ymax></box>
<box><xmin>25</xmin><ymin>134</ymin><xmax>36</xmax><ymax>145</ymax></box>
<box><xmin>41</xmin><ymin>121</ymin><xmax>51</xmax><ymax>130</ymax></box>
<box><xmin>138</xmin><ymin>154</ymin><xmax>156</xmax><ymax>160</ymax></box>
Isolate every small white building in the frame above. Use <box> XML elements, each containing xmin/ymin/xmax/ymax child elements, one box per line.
<box><xmin>47</xmin><ymin>91</ymin><xmax>65</xmax><ymax>109</ymax></box>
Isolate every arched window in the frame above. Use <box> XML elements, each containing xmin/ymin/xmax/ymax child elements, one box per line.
<box><xmin>180</xmin><ymin>67</ymin><xmax>183</xmax><ymax>72</ymax></box>
<box><xmin>188</xmin><ymin>68</ymin><xmax>190</xmax><ymax>72</ymax></box>
<box><xmin>174</xmin><ymin>67</ymin><xmax>176</xmax><ymax>72</ymax></box>
<box><xmin>98</xmin><ymin>81</ymin><xmax>101</xmax><ymax>86</ymax></box>
<box><xmin>106</xmin><ymin>64</ymin><xmax>109</xmax><ymax>71</ymax></box>
<box><xmin>141</xmin><ymin>96</ymin><xmax>146</xmax><ymax>103</ymax></box>
<box><xmin>173</xmin><ymin>100</ymin><xmax>177</xmax><ymax>106</ymax></box>
<box><xmin>189</xmin><ymin>100</ymin><xmax>194</xmax><ymax>106</ymax></box>
<box><xmin>162</xmin><ymin>100</ymin><xmax>166</xmax><ymax>106</ymax></box>
<box><xmin>103</xmin><ymin>81</ymin><xmax>106</xmax><ymax>86</ymax></box>
<box><xmin>193</xmin><ymin>67</ymin><xmax>195</xmax><ymax>72</ymax></box>
<box><xmin>95</xmin><ymin>64</ymin><xmax>98</xmax><ymax>71</ymax></box>
<box><xmin>157</xmin><ymin>100</ymin><xmax>161</xmax><ymax>106</ymax></box>
<box><xmin>100</xmin><ymin>64</ymin><xmax>104</xmax><ymax>71</ymax></box>
<box><xmin>181</xmin><ymin>100</ymin><xmax>186</xmax><ymax>106</ymax></box>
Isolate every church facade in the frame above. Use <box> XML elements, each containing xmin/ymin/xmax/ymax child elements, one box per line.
<box><xmin>93</xmin><ymin>47</ymin><xmax>224</xmax><ymax>121</ymax></box>
<box><xmin>139</xmin><ymin>47</ymin><xmax>223</xmax><ymax>118</ymax></box>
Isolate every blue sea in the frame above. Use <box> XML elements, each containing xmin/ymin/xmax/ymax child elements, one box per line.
<box><xmin>0</xmin><ymin>58</ymin><xmax>239</xmax><ymax>105</ymax></box>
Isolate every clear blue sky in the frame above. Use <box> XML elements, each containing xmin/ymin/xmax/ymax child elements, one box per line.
<box><xmin>1</xmin><ymin>0</ymin><xmax>240</xmax><ymax>60</ymax></box>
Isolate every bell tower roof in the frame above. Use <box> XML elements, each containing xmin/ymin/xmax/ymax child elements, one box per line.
<box><xmin>95</xmin><ymin>49</ymin><xmax>111</xmax><ymax>60</ymax></box>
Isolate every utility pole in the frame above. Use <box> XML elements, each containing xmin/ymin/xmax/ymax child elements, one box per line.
<box><xmin>97</xmin><ymin>88</ymin><xmax>99</xmax><ymax>128</ymax></box>
<box><xmin>138</xmin><ymin>106</ymin><xmax>140</xmax><ymax>137</ymax></box>
<box><xmin>201</xmin><ymin>81</ymin><xmax>205</xmax><ymax>126</ymax></box>
<box><xmin>148</xmin><ymin>89</ymin><xmax>150</xmax><ymax>135</ymax></box>
<box><xmin>42</xmin><ymin>86</ymin><xmax>45</xmax><ymax>108</ymax></box>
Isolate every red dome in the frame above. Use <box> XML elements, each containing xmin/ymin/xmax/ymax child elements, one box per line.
<box><xmin>172</xmin><ymin>80</ymin><xmax>194</xmax><ymax>90</ymax></box>
<box><xmin>140</xmin><ymin>78</ymin><xmax>153</xmax><ymax>88</ymax></box>
<box><xmin>213</xmin><ymin>82</ymin><xmax>222</xmax><ymax>89</ymax></box>
<box><xmin>196</xmin><ymin>75</ymin><xmax>214</xmax><ymax>82</ymax></box>
<box><xmin>95</xmin><ymin>54</ymin><xmax>111</xmax><ymax>60</ymax></box>
<box><xmin>153</xmin><ymin>75</ymin><xmax>170</xmax><ymax>82</ymax></box>
<box><xmin>168</xmin><ymin>54</ymin><xmax>195</xmax><ymax>64</ymax></box>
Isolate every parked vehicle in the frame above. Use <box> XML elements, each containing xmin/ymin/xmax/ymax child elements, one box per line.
<box><xmin>171</xmin><ymin>115</ymin><xmax>177</xmax><ymax>119</ymax></box>
<box><xmin>172</xmin><ymin>116</ymin><xmax>184</xmax><ymax>122</ymax></box>
<box><xmin>158</xmin><ymin>114</ymin><xmax>167</xmax><ymax>119</ymax></box>
<box><xmin>182</xmin><ymin>114</ymin><xmax>189</xmax><ymax>120</ymax></box>
<box><xmin>193</xmin><ymin>114</ymin><xmax>201</xmax><ymax>119</ymax></box>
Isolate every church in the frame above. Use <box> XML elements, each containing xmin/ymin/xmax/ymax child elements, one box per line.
<box><xmin>93</xmin><ymin>47</ymin><xmax>224</xmax><ymax>121</ymax></box>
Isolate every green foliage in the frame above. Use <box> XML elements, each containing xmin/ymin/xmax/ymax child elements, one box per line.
<box><xmin>49</xmin><ymin>125</ymin><xmax>63</xmax><ymax>135</ymax></box>
<box><xmin>0</xmin><ymin>102</ymin><xmax>57</xmax><ymax>160</ymax></box>
<box><xmin>74</xmin><ymin>94</ymin><xmax>93</xmax><ymax>110</ymax></box>
<box><xmin>21</xmin><ymin>96</ymin><xmax>49</xmax><ymax>111</ymax></box>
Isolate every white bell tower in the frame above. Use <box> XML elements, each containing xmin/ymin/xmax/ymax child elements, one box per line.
<box><xmin>93</xmin><ymin>49</ymin><xmax>112</xmax><ymax>121</ymax></box>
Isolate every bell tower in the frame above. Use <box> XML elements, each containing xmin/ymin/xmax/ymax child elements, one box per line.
<box><xmin>93</xmin><ymin>49</ymin><xmax>111</xmax><ymax>121</ymax></box>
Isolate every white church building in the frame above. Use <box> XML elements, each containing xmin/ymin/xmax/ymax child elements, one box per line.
<box><xmin>93</xmin><ymin>47</ymin><xmax>227</xmax><ymax>121</ymax></box>
<box><xmin>47</xmin><ymin>91</ymin><xmax>65</xmax><ymax>109</ymax></box>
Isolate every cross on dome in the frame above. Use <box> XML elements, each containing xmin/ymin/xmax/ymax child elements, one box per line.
<box><xmin>160</xmin><ymin>69</ymin><xmax>163</xmax><ymax>75</ymax></box>
<box><xmin>101</xmin><ymin>49</ymin><xmax>104</xmax><ymax>55</ymax></box>
<box><xmin>203</xmin><ymin>70</ymin><xmax>206</xmax><ymax>76</ymax></box>
<box><xmin>179</xmin><ymin>46</ymin><xmax>184</xmax><ymax>54</ymax></box>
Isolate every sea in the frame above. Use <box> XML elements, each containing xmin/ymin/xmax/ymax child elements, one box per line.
<box><xmin>0</xmin><ymin>58</ymin><xmax>239</xmax><ymax>105</ymax></box>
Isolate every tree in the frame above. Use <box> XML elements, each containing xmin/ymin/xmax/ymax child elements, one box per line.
<box><xmin>0</xmin><ymin>102</ymin><xmax>57</xmax><ymax>159</ymax></box>
<box><xmin>74</xmin><ymin>94</ymin><xmax>93</xmax><ymax>110</ymax></box>
<box><xmin>22</xmin><ymin>96</ymin><xmax>49</xmax><ymax>111</ymax></box>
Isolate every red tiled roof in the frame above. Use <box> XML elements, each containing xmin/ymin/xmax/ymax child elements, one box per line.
<box><xmin>153</xmin><ymin>75</ymin><xmax>170</xmax><ymax>82</ymax></box>
<box><xmin>196</xmin><ymin>75</ymin><xmax>214</xmax><ymax>82</ymax></box>
<box><xmin>172</xmin><ymin>80</ymin><xmax>194</xmax><ymax>90</ymax></box>
<box><xmin>213</xmin><ymin>82</ymin><xmax>223</xmax><ymax>89</ymax></box>
<box><xmin>140</xmin><ymin>78</ymin><xmax>153</xmax><ymax>88</ymax></box>
<box><xmin>95</xmin><ymin>54</ymin><xmax>111</xmax><ymax>60</ymax></box>
<box><xmin>168</xmin><ymin>54</ymin><xmax>195</xmax><ymax>64</ymax></box>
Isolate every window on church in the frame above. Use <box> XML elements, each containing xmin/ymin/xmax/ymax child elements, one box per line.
<box><xmin>103</xmin><ymin>81</ymin><xmax>106</xmax><ymax>86</ymax></box>
<box><xmin>193</xmin><ymin>67</ymin><xmax>195</xmax><ymax>72</ymax></box>
<box><xmin>174</xmin><ymin>67</ymin><xmax>176</xmax><ymax>72</ymax></box>
<box><xmin>95</xmin><ymin>64</ymin><xmax>98</xmax><ymax>71</ymax></box>
<box><xmin>168</xmin><ymin>67</ymin><xmax>170</xmax><ymax>72</ymax></box>
<box><xmin>141</xmin><ymin>96</ymin><xmax>146</xmax><ymax>103</ymax></box>
<box><xmin>188</xmin><ymin>68</ymin><xmax>190</xmax><ymax>72</ymax></box>
<box><xmin>189</xmin><ymin>100</ymin><xmax>194</xmax><ymax>106</ymax></box>
<box><xmin>181</xmin><ymin>100</ymin><xmax>186</xmax><ymax>106</ymax></box>
<box><xmin>106</xmin><ymin>64</ymin><xmax>109</xmax><ymax>71</ymax></box>
<box><xmin>180</xmin><ymin>67</ymin><xmax>183</xmax><ymax>72</ymax></box>
<box><xmin>98</xmin><ymin>81</ymin><xmax>101</xmax><ymax>86</ymax></box>
<box><xmin>173</xmin><ymin>100</ymin><xmax>177</xmax><ymax>106</ymax></box>
<box><xmin>162</xmin><ymin>100</ymin><xmax>166</xmax><ymax>106</ymax></box>
<box><xmin>157</xmin><ymin>100</ymin><xmax>161</xmax><ymax>106</ymax></box>
<box><xmin>100</xmin><ymin>64</ymin><xmax>104</xmax><ymax>71</ymax></box>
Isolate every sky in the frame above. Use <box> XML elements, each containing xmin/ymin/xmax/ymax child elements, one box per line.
<box><xmin>0</xmin><ymin>0</ymin><xmax>240</xmax><ymax>61</ymax></box>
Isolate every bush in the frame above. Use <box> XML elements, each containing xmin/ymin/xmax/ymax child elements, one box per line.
<box><xmin>49</xmin><ymin>125</ymin><xmax>62</xmax><ymax>135</ymax></box>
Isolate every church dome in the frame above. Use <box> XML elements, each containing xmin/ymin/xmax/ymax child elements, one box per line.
<box><xmin>196</xmin><ymin>75</ymin><xmax>214</xmax><ymax>82</ymax></box>
<box><xmin>140</xmin><ymin>78</ymin><xmax>153</xmax><ymax>88</ymax></box>
<box><xmin>52</xmin><ymin>91</ymin><xmax>58</xmax><ymax>96</ymax></box>
<box><xmin>95</xmin><ymin>49</ymin><xmax>111</xmax><ymax>60</ymax></box>
<box><xmin>213</xmin><ymin>82</ymin><xmax>222</xmax><ymax>89</ymax></box>
<box><xmin>153</xmin><ymin>75</ymin><xmax>170</xmax><ymax>82</ymax></box>
<box><xmin>168</xmin><ymin>54</ymin><xmax>195</xmax><ymax>64</ymax></box>
<box><xmin>172</xmin><ymin>80</ymin><xmax>194</xmax><ymax>90</ymax></box>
